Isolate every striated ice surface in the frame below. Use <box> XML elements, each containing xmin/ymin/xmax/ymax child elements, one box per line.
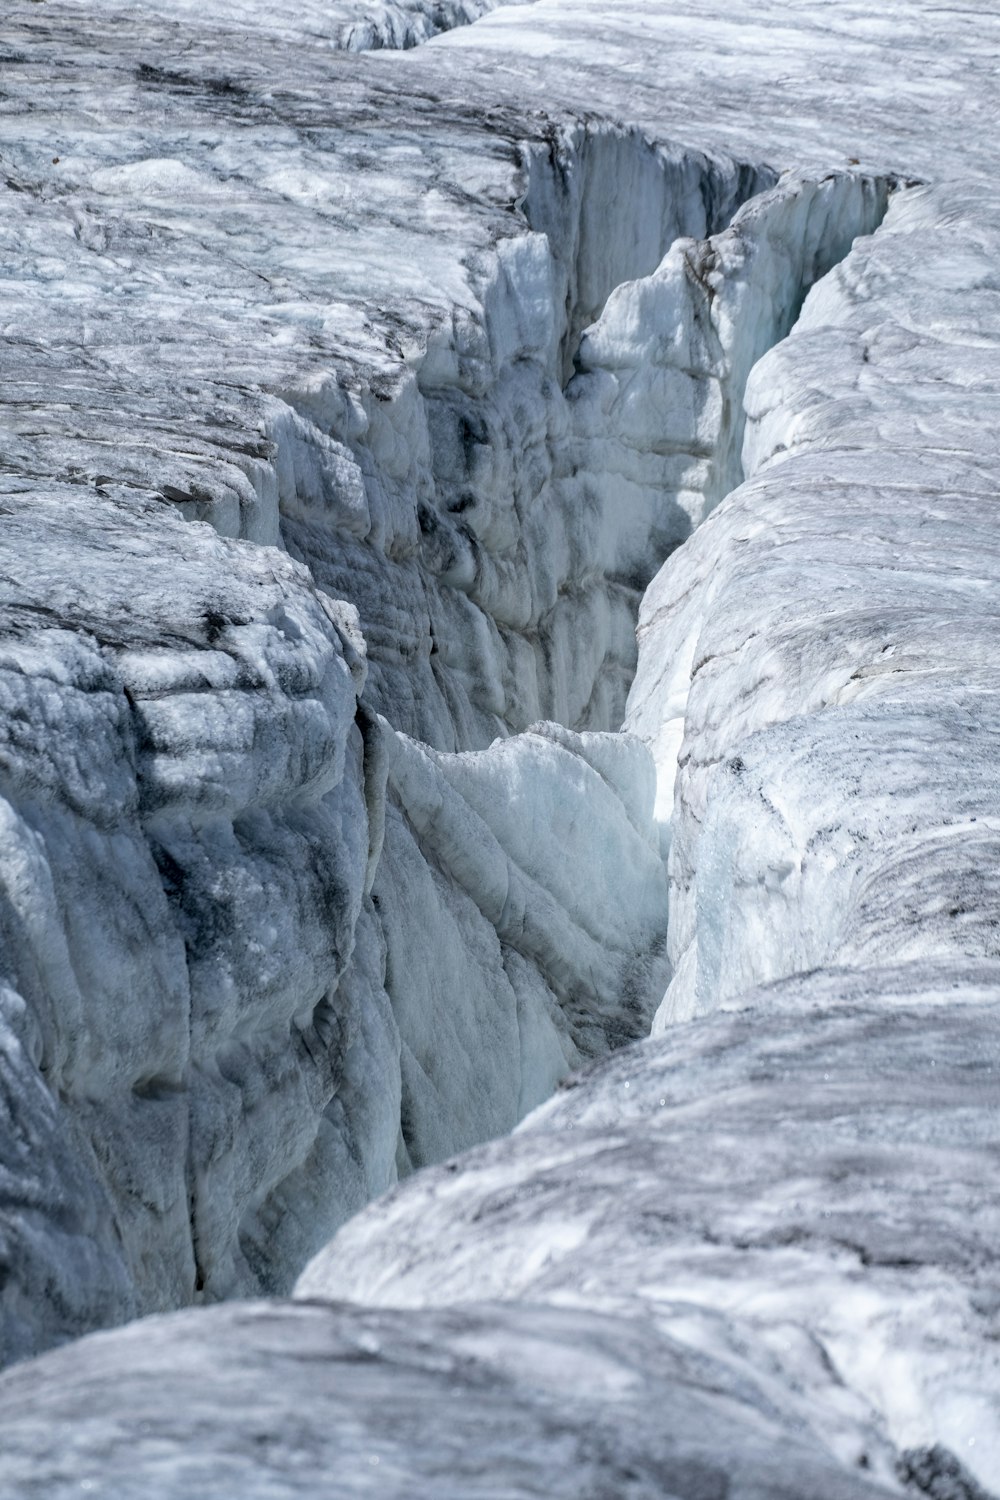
<box><xmin>628</xmin><ymin>179</ymin><xmax>1000</xmax><ymax>1029</ymax></box>
<box><xmin>111</xmin><ymin>0</ymin><xmax>534</xmax><ymax>52</ymax></box>
<box><xmin>0</xmin><ymin>475</ymin><xmax>671</xmax><ymax>1345</ymax></box>
<box><xmin>1</xmin><ymin>0</ymin><xmax>1000</xmax><ymax>1492</ymax></box>
<box><xmin>2</xmin><ymin>0</ymin><xmax>887</xmax><ymax>1355</ymax></box>
<box><xmin>0</xmin><ymin>1294</ymin><xmax>908</xmax><ymax>1500</ymax></box>
<box><xmin>298</xmin><ymin>965</ymin><xmax>1000</xmax><ymax>1489</ymax></box>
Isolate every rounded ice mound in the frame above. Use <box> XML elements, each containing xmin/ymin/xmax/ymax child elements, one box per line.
<box><xmin>0</xmin><ymin>1297</ymin><xmax>904</xmax><ymax>1499</ymax></box>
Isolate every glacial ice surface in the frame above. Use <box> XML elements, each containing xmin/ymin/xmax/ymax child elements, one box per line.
<box><xmin>1</xmin><ymin>0</ymin><xmax>1000</xmax><ymax>1493</ymax></box>
<box><xmin>3</xmin><ymin>0</ymin><xmax>881</xmax><ymax>1351</ymax></box>
<box><xmin>299</xmin><ymin>965</ymin><xmax>1000</xmax><ymax>1489</ymax></box>
<box><xmin>0</xmin><ymin>1293</ymin><xmax>909</xmax><ymax>1500</ymax></box>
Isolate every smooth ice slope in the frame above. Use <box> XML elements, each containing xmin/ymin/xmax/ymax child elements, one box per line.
<box><xmin>0</xmin><ymin>1292</ymin><xmax>911</xmax><ymax>1500</ymax></box>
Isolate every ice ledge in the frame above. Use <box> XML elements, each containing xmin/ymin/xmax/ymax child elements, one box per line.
<box><xmin>628</xmin><ymin>180</ymin><xmax>1000</xmax><ymax>1033</ymax></box>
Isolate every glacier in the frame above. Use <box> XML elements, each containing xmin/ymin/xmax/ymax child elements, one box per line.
<box><xmin>1</xmin><ymin>0</ymin><xmax>999</xmax><ymax>1494</ymax></box>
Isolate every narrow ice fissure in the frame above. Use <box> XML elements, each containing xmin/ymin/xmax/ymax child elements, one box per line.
<box><xmin>129</xmin><ymin>0</ymin><xmax>538</xmax><ymax>55</ymax></box>
<box><xmin>335</xmin><ymin>0</ymin><xmax>537</xmax><ymax>52</ymax></box>
<box><xmin>223</xmin><ymin>132</ymin><xmax>898</xmax><ymax>1294</ymax></box>
<box><xmin>0</xmin><ymin>127</ymin><xmax>901</xmax><ymax>1363</ymax></box>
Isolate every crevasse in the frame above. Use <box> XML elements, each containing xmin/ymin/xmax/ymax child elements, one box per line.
<box><xmin>0</xmin><ymin>121</ymin><xmax>894</xmax><ymax>1361</ymax></box>
<box><xmin>177</xmin><ymin>139</ymin><xmax>896</xmax><ymax>1296</ymax></box>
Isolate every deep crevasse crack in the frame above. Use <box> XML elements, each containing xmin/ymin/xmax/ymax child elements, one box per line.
<box><xmin>199</xmin><ymin>142</ymin><xmax>897</xmax><ymax>1301</ymax></box>
<box><xmin>0</xmin><ymin>95</ymin><xmax>894</xmax><ymax>1358</ymax></box>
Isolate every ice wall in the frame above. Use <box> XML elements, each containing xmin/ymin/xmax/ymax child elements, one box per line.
<box><xmin>276</xmin><ymin>126</ymin><xmax>775</xmax><ymax>750</ymax></box>
<box><xmin>627</xmin><ymin>181</ymin><xmax>1000</xmax><ymax>1028</ymax></box>
<box><xmin>0</xmin><ymin>504</ymin><xmax>669</xmax><ymax>1357</ymax></box>
<box><xmin>0</xmin><ymin>493</ymin><xmax>370</xmax><ymax>1356</ymax></box>
<box><xmin>76</xmin><ymin>0</ymin><xmax>534</xmax><ymax>52</ymax></box>
<box><xmin>278</xmin><ymin>146</ymin><xmax>888</xmax><ymax>756</ymax></box>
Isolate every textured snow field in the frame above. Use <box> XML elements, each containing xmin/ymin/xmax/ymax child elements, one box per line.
<box><xmin>1</xmin><ymin>0</ymin><xmax>1000</xmax><ymax>1493</ymax></box>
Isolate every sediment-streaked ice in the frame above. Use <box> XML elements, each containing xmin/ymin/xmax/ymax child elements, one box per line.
<box><xmin>299</xmin><ymin>965</ymin><xmax>1000</xmax><ymax>1488</ymax></box>
<box><xmin>1</xmin><ymin>0</ymin><xmax>1000</xmax><ymax>1492</ymax></box>
<box><xmin>628</xmin><ymin>181</ymin><xmax>1000</xmax><ymax>1029</ymax></box>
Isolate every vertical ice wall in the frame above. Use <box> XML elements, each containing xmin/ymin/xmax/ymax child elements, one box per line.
<box><xmin>276</xmin><ymin>126</ymin><xmax>774</xmax><ymax>749</ymax></box>
<box><xmin>627</xmin><ymin>180</ymin><xmax>1000</xmax><ymax>1033</ymax></box>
